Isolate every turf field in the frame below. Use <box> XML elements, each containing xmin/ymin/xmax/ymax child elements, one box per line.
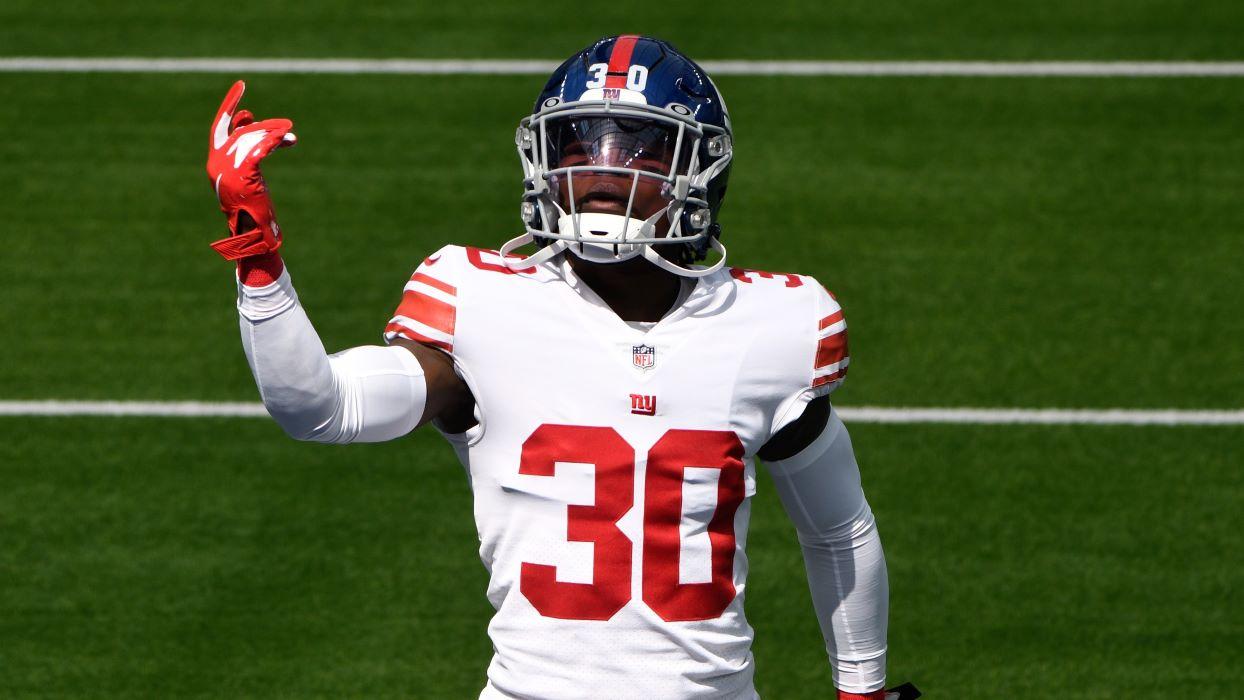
<box><xmin>2</xmin><ymin>3</ymin><xmax>1242</xmax><ymax>698</ymax></box>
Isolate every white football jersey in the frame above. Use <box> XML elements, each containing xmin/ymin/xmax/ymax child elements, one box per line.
<box><xmin>383</xmin><ymin>245</ymin><xmax>849</xmax><ymax>700</ymax></box>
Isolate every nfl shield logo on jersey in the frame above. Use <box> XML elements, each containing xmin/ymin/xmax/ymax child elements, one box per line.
<box><xmin>632</xmin><ymin>344</ymin><xmax>656</xmax><ymax>370</ymax></box>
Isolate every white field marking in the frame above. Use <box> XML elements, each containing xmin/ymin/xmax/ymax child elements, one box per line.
<box><xmin>0</xmin><ymin>401</ymin><xmax>269</xmax><ymax>417</ymax></box>
<box><xmin>2</xmin><ymin>58</ymin><xmax>1244</xmax><ymax>77</ymax></box>
<box><xmin>1</xmin><ymin>401</ymin><xmax>1242</xmax><ymax>425</ymax></box>
<box><xmin>837</xmin><ymin>407</ymin><xmax>1244</xmax><ymax>426</ymax></box>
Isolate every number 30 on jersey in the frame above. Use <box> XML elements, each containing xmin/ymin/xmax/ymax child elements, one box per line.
<box><xmin>518</xmin><ymin>425</ymin><xmax>745</xmax><ymax>623</ymax></box>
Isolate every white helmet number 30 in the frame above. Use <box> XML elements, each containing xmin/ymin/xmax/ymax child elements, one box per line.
<box><xmin>585</xmin><ymin>63</ymin><xmax>648</xmax><ymax>91</ymax></box>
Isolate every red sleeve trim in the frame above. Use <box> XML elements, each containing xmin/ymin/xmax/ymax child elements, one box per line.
<box><xmin>812</xmin><ymin>368</ymin><xmax>847</xmax><ymax>387</ymax></box>
<box><xmin>237</xmin><ymin>252</ymin><xmax>285</xmax><ymax>287</ymax></box>
<box><xmin>410</xmin><ymin>271</ymin><xmax>456</xmax><ymax>296</ymax></box>
<box><xmin>394</xmin><ymin>290</ymin><xmax>456</xmax><ymax>336</ymax></box>
<box><xmin>384</xmin><ymin>322</ymin><xmax>452</xmax><ymax>352</ymax></box>
<box><xmin>819</xmin><ymin>310</ymin><xmax>844</xmax><ymax>330</ymax></box>
<box><xmin>815</xmin><ymin>329</ymin><xmax>849</xmax><ymax>369</ymax></box>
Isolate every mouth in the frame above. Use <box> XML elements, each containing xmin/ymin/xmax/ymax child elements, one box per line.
<box><xmin>573</xmin><ymin>180</ymin><xmax>631</xmax><ymax>215</ymax></box>
<box><xmin>576</xmin><ymin>191</ymin><xmax>630</xmax><ymax>215</ymax></box>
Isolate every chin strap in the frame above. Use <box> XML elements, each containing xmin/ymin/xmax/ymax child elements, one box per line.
<box><xmin>500</xmin><ymin>231</ymin><xmax>728</xmax><ymax>279</ymax></box>
<box><xmin>641</xmin><ymin>237</ymin><xmax>728</xmax><ymax>278</ymax></box>
<box><xmin>498</xmin><ymin>233</ymin><xmax>569</xmax><ymax>271</ymax></box>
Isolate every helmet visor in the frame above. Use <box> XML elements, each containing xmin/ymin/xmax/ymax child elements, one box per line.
<box><xmin>544</xmin><ymin>116</ymin><xmax>690</xmax><ymax>177</ymax></box>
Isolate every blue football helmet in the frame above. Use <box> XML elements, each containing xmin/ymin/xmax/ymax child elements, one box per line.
<box><xmin>502</xmin><ymin>35</ymin><xmax>733</xmax><ymax>277</ymax></box>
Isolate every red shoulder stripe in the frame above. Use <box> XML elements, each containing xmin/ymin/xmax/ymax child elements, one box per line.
<box><xmin>812</xmin><ymin>368</ymin><xmax>847</xmax><ymax>387</ymax></box>
<box><xmin>819</xmin><ymin>310</ymin><xmax>844</xmax><ymax>330</ymax></box>
<box><xmin>385</xmin><ymin>322</ymin><xmax>452</xmax><ymax>352</ymax></box>
<box><xmin>815</xmin><ymin>330</ymin><xmax>849</xmax><ymax>369</ymax></box>
<box><xmin>410</xmin><ymin>271</ymin><xmax>456</xmax><ymax>296</ymax></box>
<box><xmin>394</xmin><ymin>290</ymin><xmax>456</xmax><ymax>336</ymax></box>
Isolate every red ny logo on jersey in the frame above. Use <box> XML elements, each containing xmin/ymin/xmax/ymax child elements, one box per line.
<box><xmin>629</xmin><ymin>394</ymin><xmax>656</xmax><ymax>416</ymax></box>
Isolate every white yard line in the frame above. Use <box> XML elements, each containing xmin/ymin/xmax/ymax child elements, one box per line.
<box><xmin>0</xmin><ymin>401</ymin><xmax>269</xmax><ymax>418</ymax></box>
<box><xmin>1</xmin><ymin>57</ymin><xmax>1238</xmax><ymax>422</ymax></box>
<box><xmin>2</xmin><ymin>58</ymin><xmax>1244</xmax><ymax>77</ymax></box>
<box><xmin>836</xmin><ymin>407</ymin><xmax>1244</xmax><ymax>426</ymax></box>
<box><xmin>1</xmin><ymin>401</ymin><xmax>1241</xmax><ymax>425</ymax></box>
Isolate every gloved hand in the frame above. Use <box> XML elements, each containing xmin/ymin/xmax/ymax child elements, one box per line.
<box><xmin>839</xmin><ymin>682</ymin><xmax>921</xmax><ymax>700</ymax></box>
<box><xmin>206</xmin><ymin>80</ymin><xmax>297</xmax><ymax>260</ymax></box>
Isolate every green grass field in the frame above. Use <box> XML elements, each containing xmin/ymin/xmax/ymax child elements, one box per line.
<box><xmin>2</xmin><ymin>3</ymin><xmax>1242</xmax><ymax>698</ymax></box>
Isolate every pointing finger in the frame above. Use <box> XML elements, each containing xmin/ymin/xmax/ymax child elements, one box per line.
<box><xmin>211</xmin><ymin>80</ymin><xmax>246</xmax><ymax>150</ymax></box>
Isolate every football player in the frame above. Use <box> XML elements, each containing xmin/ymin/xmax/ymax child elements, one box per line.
<box><xmin>207</xmin><ymin>35</ymin><xmax>895</xmax><ymax>700</ymax></box>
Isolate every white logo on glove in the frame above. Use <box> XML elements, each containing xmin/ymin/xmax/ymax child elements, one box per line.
<box><xmin>213</xmin><ymin>112</ymin><xmax>231</xmax><ymax>150</ymax></box>
<box><xmin>227</xmin><ymin>130</ymin><xmax>269</xmax><ymax>169</ymax></box>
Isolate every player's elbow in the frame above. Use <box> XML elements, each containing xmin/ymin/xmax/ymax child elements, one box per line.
<box><xmin>262</xmin><ymin>348</ymin><xmax>427</xmax><ymax>445</ymax></box>
<box><xmin>259</xmin><ymin>385</ymin><xmax>345</xmax><ymax>443</ymax></box>
<box><xmin>276</xmin><ymin>416</ymin><xmax>335</xmax><ymax>443</ymax></box>
<box><xmin>796</xmin><ymin>500</ymin><xmax>879</xmax><ymax>549</ymax></box>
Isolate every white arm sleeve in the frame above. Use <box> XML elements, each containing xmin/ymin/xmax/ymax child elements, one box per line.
<box><xmin>237</xmin><ymin>268</ymin><xmax>427</xmax><ymax>444</ymax></box>
<box><xmin>765</xmin><ymin>406</ymin><xmax>888</xmax><ymax>695</ymax></box>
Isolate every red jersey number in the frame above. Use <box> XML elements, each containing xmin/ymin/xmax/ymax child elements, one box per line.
<box><xmin>465</xmin><ymin>246</ymin><xmax>536</xmax><ymax>274</ymax></box>
<box><xmin>643</xmin><ymin>430</ymin><xmax>746</xmax><ymax>621</ymax></box>
<box><xmin>517</xmin><ymin>425</ymin><xmax>746</xmax><ymax>622</ymax></box>
<box><xmin>518</xmin><ymin>425</ymin><xmax>634</xmax><ymax>621</ymax></box>
<box><xmin>729</xmin><ymin>267</ymin><xmax>803</xmax><ymax>287</ymax></box>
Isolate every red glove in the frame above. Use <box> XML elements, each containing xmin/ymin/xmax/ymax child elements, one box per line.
<box><xmin>840</xmin><ymin>682</ymin><xmax>921</xmax><ymax>700</ymax></box>
<box><xmin>206</xmin><ymin>80</ymin><xmax>296</xmax><ymax>262</ymax></box>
